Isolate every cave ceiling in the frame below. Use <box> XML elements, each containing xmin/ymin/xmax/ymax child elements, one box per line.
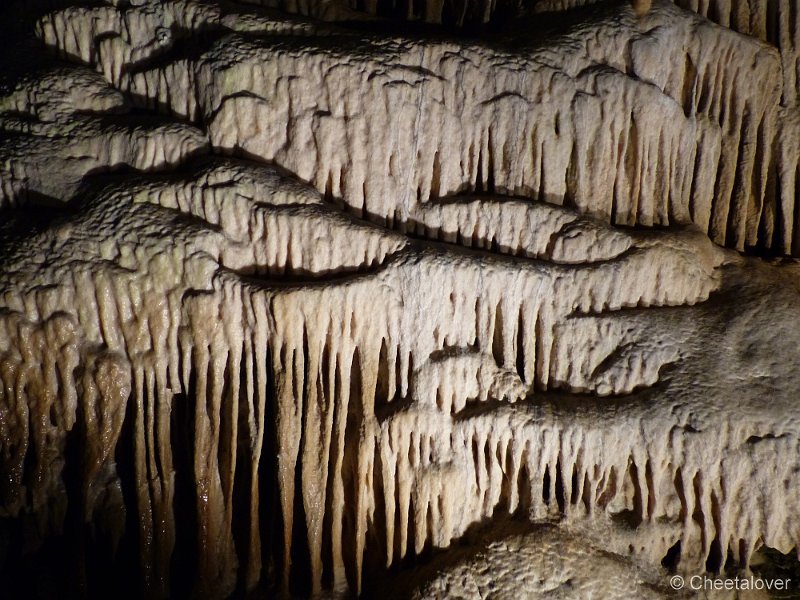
<box><xmin>0</xmin><ymin>0</ymin><xmax>799</xmax><ymax>598</ymax></box>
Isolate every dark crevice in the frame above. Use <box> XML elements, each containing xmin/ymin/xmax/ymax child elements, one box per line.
<box><xmin>661</xmin><ymin>540</ymin><xmax>682</xmax><ymax>572</ymax></box>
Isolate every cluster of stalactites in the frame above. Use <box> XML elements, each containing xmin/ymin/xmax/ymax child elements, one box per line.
<box><xmin>35</xmin><ymin>0</ymin><xmax>795</xmax><ymax>254</ymax></box>
<box><xmin>0</xmin><ymin>157</ymin><xmax>741</xmax><ymax>597</ymax></box>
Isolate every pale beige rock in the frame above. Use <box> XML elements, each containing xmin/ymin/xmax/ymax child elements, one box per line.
<box><xmin>2</xmin><ymin>148</ymin><xmax>798</xmax><ymax>597</ymax></box>
<box><xmin>380</xmin><ymin>521</ymin><xmax>677</xmax><ymax>599</ymax></box>
<box><xmin>0</xmin><ymin>0</ymin><xmax>798</xmax><ymax>599</ymax></box>
<box><xmin>674</xmin><ymin>0</ymin><xmax>800</xmax><ymax>105</ymax></box>
<box><xmin>0</xmin><ymin>65</ymin><xmax>208</xmax><ymax>208</ymax></box>
<box><xmin>378</xmin><ymin>519</ymin><xmax>787</xmax><ymax>600</ymax></box>
<box><xmin>38</xmin><ymin>0</ymin><xmax>791</xmax><ymax>254</ymax></box>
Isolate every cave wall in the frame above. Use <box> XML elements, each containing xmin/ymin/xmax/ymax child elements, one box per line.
<box><xmin>0</xmin><ymin>0</ymin><xmax>798</xmax><ymax>598</ymax></box>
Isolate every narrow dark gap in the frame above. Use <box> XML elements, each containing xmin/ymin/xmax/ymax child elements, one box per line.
<box><xmin>319</xmin><ymin>376</ymin><xmax>335</xmax><ymax>591</ymax></box>
<box><xmin>289</xmin><ymin>330</ymin><xmax>313</xmax><ymax>598</ymax></box>
<box><xmin>597</xmin><ymin>466</ymin><xmax>616</xmax><ymax>508</ymax></box>
<box><xmin>484</xmin><ymin>440</ymin><xmax>494</xmax><ymax>498</ymax></box>
<box><xmin>708</xmin><ymin>0</ymin><xmax>720</xmax><ymax>27</ymax></box>
<box><xmin>767</xmin><ymin>0</ymin><xmax>783</xmax><ymax>48</ymax></box>
<box><xmin>661</xmin><ymin>540</ymin><xmax>682</xmax><ymax>572</ymax></box>
<box><xmin>324</xmin><ymin>170</ymin><xmax>335</xmax><ymax>204</ymax></box>
<box><xmin>288</xmin><ymin>453</ymin><xmax>312</xmax><ymax>598</ymax></box>
<box><xmin>723</xmin><ymin>547</ymin><xmax>736</xmax><ymax>572</ymax></box>
<box><xmin>486</xmin><ymin>128</ymin><xmax>496</xmax><ymax>194</ymax></box>
<box><xmin>752</xmin><ymin>114</ymin><xmax>773</xmax><ymax>250</ymax></box>
<box><xmin>321</xmin><ymin>341</ymin><xmax>332</xmax><ymax>407</ymax></box>
<box><xmin>626</xmin><ymin>115</ymin><xmax>640</xmax><ymax>225</ymax></box>
<box><xmin>538</xmin><ymin>139</ymin><xmax>547</xmax><ymax>204</ymax></box>
<box><xmin>395</xmin><ymin>348</ymin><xmax>406</xmax><ymax>403</ymax></box>
<box><xmin>423</xmin><ymin>502</ymin><xmax>435</xmax><ymax>557</ymax></box>
<box><xmin>230</xmin><ymin>343</ymin><xmax>254</xmax><ymax>598</ymax></box>
<box><xmin>681</xmin><ymin>53</ymin><xmax>697</xmax><ymax>116</ymax></box>
<box><xmin>761</xmin><ymin>150</ymin><xmax>780</xmax><ymax>254</ymax></box>
<box><xmin>391</xmin><ymin>457</ymin><xmax>403</xmax><ymax>568</ymax></box>
<box><xmin>581</xmin><ymin>472</ymin><xmax>591</xmax><ymax>513</ymax></box>
<box><xmin>113</xmin><ymin>385</ymin><xmax>147</xmax><ymax>599</ymax></box>
<box><xmin>475</xmin><ymin>144</ymin><xmax>485</xmax><ymax>192</ymax></box>
<box><xmin>361</xmin><ymin>443</ymin><xmax>388</xmax><ymax>592</ymax></box>
<box><xmin>259</xmin><ymin>342</ymin><xmax>281</xmax><ymax>597</ymax></box>
<box><xmin>170</xmin><ymin>381</ymin><xmax>199</xmax><ymax>598</ymax></box>
<box><xmin>565</xmin><ymin>135</ymin><xmax>578</xmax><ymax>206</ymax></box>
<box><xmin>491</xmin><ymin>301</ymin><xmax>504</xmax><ymax>366</ymax></box>
<box><xmin>674</xmin><ymin>466</ymin><xmax>687</xmax><ymax>522</ymax></box>
<box><xmin>79</xmin><ymin>369</ymin><xmax>138</xmax><ymax>600</ymax></box>
<box><xmin>533</xmin><ymin>310</ymin><xmax>544</xmax><ymax>391</ymax></box>
<box><xmin>341</xmin><ymin>348</ymin><xmax>364</xmax><ymax>590</ymax></box>
<box><xmin>630</xmin><ymin>460</ymin><xmax>644</xmax><ymax>525</ymax></box>
<box><xmin>472</xmin><ymin>436</ymin><xmax>481</xmax><ymax>492</ymax></box>
<box><xmin>725</xmin><ymin>110</ymin><xmax>752</xmax><ymax>249</ymax></box>
<box><xmin>515</xmin><ymin>307</ymin><xmax>526</xmax><ymax>382</ymax></box>
<box><xmin>554</xmin><ymin>460</ymin><xmax>565</xmax><ymax>514</ymax></box>
<box><xmin>376</xmin><ymin>337</ymin><xmax>391</xmax><ymax>410</ymax></box>
<box><xmin>706</xmin><ymin>537</ymin><xmax>724</xmax><ymax>573</ymax></box>
<box><xmin>496</xmin><ymin>443</ymin><xmax>512</xmax><ymax>513</ymax></box>
<box><xmin>542</xmin><ymin>465</ymin><xmax>551</xmax><ymax>505</ymax></box>
<box><xmin>688</xmin><ymin>141</ymin><xmax>705</xmax><ymax>228</ymax></box>
<box><xmin>645</xmin><ymin>460</ymin><xmax>655</xmax><ymax>519</ymax></box>
<box><xmin>611</xmin><ymin>461</ymin><xmax>643</xmax><ymax>528</ymax></box>
<box><xmin>516</xmin><ymin>459</ymin><xmax>532</xmax><ymax>515</ymax></box>
<box><xmin>218</xmin><ymin>357</ymin><xmax>234</xmax><ymax>515</ymax></box>
<box><xmin>705</xmin><ymin>490</ymin><xmax>723</xmax><ymax>573</ymax></box>
<box><xmin>397</xmin><ymin>494</ymin><xmax>418</xmax><ymax>570</ymax></box>
<box><xmin>570</xmin><ymin>463</ymin><xmax>579</xmax><ymax>506</ymax></box>
<box><xmin>691</xmin><ymin>471</ymin><xmax>705</xmax><ymax>534</ymax></box>
<box><xmin>62</xmin><ymin>406</ymin><xmax>87</xmax><ymax>598</ymax></box>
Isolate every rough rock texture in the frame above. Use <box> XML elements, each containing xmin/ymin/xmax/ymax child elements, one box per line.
<box><xmin>376</xmin><ymin>520</ymin><xmax>679</xmax><ymax>599</ymax></box>
<box><xmin>0</xmin><ymin>0</ymin><xmax>799</xmax><ymax>599</ymax></box>
<box><xmin>674</xmin><ymin>0</ymin><xmax>799</xmax><ymax>104</ymax></box>
<box><xmin>34</xmin><ymin>0</ymin><xmax>798</xmax><ymax>256</ymax></box>
<box><xmin>0</xmin><ymin>63</ymin><xmax>209</xmax><ymax>203</ymax></box>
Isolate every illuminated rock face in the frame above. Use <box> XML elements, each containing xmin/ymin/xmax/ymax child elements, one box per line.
<box><xmin>32</xmin><ymin>0</ymin><xmax>787</xmax><ymax>252</ymax></box>
<box><xmin>0</xmin><ymin>0</ymin><xmax>798</xmax><ymax>598</ymax></box>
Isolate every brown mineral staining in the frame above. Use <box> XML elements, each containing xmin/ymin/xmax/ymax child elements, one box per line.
<box><xmin>632</xmin><ymin>0</ymin><xmax>651</xmax><ymax>16</ymax></box>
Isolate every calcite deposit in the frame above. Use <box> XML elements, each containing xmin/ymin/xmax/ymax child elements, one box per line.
<box><xmin>0</xmin><ymin>0</ymin><xmax>798</xmax><ymax>598</ymax></box>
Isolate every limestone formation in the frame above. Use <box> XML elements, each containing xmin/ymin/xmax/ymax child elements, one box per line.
<box><xmin>377</xmin><ymin>520</ymin><xmax>678</xmax><ymax>599</ymax></box>
<box><xmin>34</xmin><ymin>0</ymin><xmax>795</xmax><ymax>254</ymax></box>
<box><xmin>0</xmin><ymin>0</ymin><xmax>798</xmax><ymax>598</ymax></box>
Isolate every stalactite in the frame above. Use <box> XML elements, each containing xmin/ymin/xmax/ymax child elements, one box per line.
<box><xmin>0</xmin><ymin>0</ymin><xmax>799</xmax><ymax>597</ymax></box>
<box><xmin>32</xmin><ymin>0</ymin><xmax>797</xmax><ymax>256</ymax></box>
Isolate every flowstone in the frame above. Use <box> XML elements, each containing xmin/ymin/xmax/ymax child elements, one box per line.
<box><xmin>0</xmin><ymin>0</ymin><xmax>798</xmax><ymax>598</ymax></box>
